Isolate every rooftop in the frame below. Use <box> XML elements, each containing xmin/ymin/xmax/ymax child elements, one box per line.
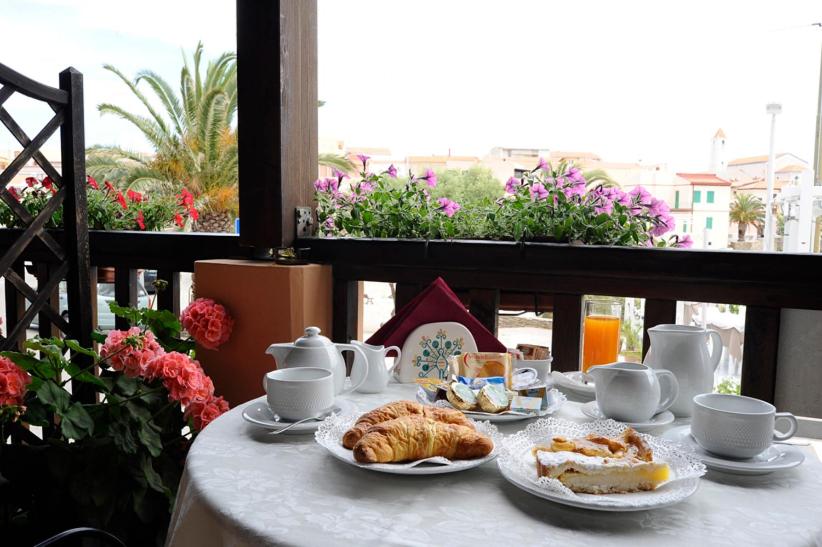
<box><xmin>676</xmin><ymin>172</ymin><xmax>732</xmax><ymax>186</ymax></box>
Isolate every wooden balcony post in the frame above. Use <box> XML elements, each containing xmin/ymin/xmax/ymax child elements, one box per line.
<box><xmin>741</xmin><ymin>306</ymin><xmax>781</xmax><ymax>403</ymax></box>
<box><xmin>469</xmin><ymin>288</ymin><xmax>500</xmax><ymax>336</ymax></box>
<box><xmin>642</xmin><ymin>298</ymin><xmax>677</xmax><ymax>359</ymax></box>
<box><xmin>114</xmin><ymin>268</ymin><xmax>138</xmax><ymax>330</ymax></box>
<box><xmin>552</xmin><ymin>293</ymin><xmax>583</xmax><ymax>372</ymax></box>
<box><xmin>236</xmin><ymin>0</ymin><xmax>318</xmax><ymax>251</ymax></box>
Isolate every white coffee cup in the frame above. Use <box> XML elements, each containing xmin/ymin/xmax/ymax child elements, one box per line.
<box><xmin>514</xmin><ymin>357</ymin><xmax>552</xmax><ymax>384</ymax></box>
<box><xmin>263</xmin><ymin>367</ymin><xmax>335</xmax><ymax>422</ymax></box>
<box><xmin>691</xmin><ymin>393</ymin><xmax>798</xmax><ymax>459</ymax></box>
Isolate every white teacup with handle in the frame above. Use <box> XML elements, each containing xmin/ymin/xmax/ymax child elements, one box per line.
<box><xmin>263</xmin><ymin>367</ymin><xmax>347</xmax><ymax>422</ymax></box>
<box><xmin>589</xmin><ymin>362</ymin><xmax>679</xmax><ymax>423</ymax></box>
<box><xmin>349</xmin><ymin>340</ymin><xmax>401</xmax><ymax>394</ymax></box>
<box><xmin>691</xmin><ymin>393</ymin><xmax>798</xmax><ymax>459</ymax></box>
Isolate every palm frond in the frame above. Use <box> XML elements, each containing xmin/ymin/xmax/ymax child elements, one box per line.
<box><xmin>97</xmin><ymin>103</ymin><xmax>169</xmax><ymax>151</ymax></box>
<box><xmin>584</xmin><ymin>169</ymin><xmax>619</xmax><ymax>189</ymax></box>
<box><xmin>135</xmin><ymin>70</ymin><xmax>185</xmax><ymax>137</ymax></box>
<box><xmin>319</xmin><ymin>153</ymin><xmax>355</xmax><ymax>173</ymax></box>
<box><xmin>101</xmin><ymin>64</ymin><xmax>172</xmax><ymax>144</ymax></box>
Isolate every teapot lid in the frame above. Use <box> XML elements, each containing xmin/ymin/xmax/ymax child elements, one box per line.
<box><xmin>294</xmin><ymin>326</ymin><xmax>333</xmax><ymax>348</ymax></box>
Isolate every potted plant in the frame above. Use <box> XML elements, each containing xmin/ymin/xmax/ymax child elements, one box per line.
<box><xmin>0</xmin><ymin>298</ymin><xmax>233</xmax><ymax>546</ymax></box>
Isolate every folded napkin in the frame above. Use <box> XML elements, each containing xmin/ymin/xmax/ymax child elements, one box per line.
<box><xmin>366</xmin><ymin>277</ymin><xmax>506</xmax><ymax>356</ymax></box>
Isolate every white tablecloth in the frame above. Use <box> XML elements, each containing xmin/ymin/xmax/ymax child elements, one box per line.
<box><xmin>167</xmin><ymin>384</ymin><xmax>822</xmax><ymax>547</ymax></box>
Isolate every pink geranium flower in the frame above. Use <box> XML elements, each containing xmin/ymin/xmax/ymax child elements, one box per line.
<box><xmin>145</xmin><ymin>352</ymin><xmax>214</xmax><ymax>405</ymax></box>
<box><xmin>100</xmin><ymin>327</ymin><xmax>165</xmax><ymax>378</ymax></box>
<box><xmin>181</xmin><ymin>298</ymin><xmax>235</xmax><ymax>350</ymax></box>
<box><xmin>185</xmin><ymin>394</ymin><xmax>230</xmax><ymax>430</ymax></box>
<box><xmin>0</xmin><ymin>356</ymin><xmax>31</xmax><ymax>407</ymax></box>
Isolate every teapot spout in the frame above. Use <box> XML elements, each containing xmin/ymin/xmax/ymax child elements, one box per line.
<box><xmin>265</xmin><ymin>343</ymin><xmax>293</xmax><ymax>368</ymax></box>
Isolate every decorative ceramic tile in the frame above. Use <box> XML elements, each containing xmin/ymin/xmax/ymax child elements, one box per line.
<box><xmin>397</xmin><ymin>322</ymin><xmax>478</xmax><ymax>383</ymax></box>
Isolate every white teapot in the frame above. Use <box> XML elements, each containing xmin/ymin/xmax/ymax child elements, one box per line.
<box><xmin>265</xmin><ymin>327</ymin><xmax>368</xmax><ymax>395</ymax></box>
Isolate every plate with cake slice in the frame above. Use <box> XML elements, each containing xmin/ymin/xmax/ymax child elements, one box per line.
<box><xmin>497</xmin><ymin>417</ymin><xmax>706</xmax><ymax>511</ymax></box>
<box><xmin>315</xmin><ymin>400</ymin><xmax>500</xmax><ymax>475</ymax></box>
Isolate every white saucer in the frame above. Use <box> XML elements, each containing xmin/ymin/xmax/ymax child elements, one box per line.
<box><xmin>242</xmin><ymin>398</ymin><xmax>357</xmax><ymax>434</ymax></box>
<box><xmin>581</xmin><ymin>401</ymin><xmax>675</xmax><ymax>432</ymax></box>
<box><xmin>550</xmin><ymin>371</ymin><xmax>596</xmax><ymax>401</ymax></box>
<box><xmin>662</xmin><ymin>425</ymin><xmax>805</xmax><ymax>475</ymax></box>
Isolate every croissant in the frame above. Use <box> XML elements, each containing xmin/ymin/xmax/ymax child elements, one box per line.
<box><xmin>342</xmin><ymin>400</ymin><xmax>474</xmax><ymax>449</ymax></box>
<box><xmin>353</xmin><ymin>416</ymin><xmax>493</xmax><ymax>463</ymax></box>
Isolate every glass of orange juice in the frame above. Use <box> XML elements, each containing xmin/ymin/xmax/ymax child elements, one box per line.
<box><xmin>582</xmin><ymin>299</ymin><xmax>622</xmax><ymax>372</ymax></box>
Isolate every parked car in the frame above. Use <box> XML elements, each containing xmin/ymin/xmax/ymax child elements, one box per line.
<box><xmin>54</xmin><ymin>282</ymin><xmax>151</xmax><ymax>331</ymax></box>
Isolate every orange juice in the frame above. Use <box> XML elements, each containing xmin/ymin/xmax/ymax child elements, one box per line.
<box><xmin>582</xmin><ymin>315</ymin><xmax>621</xmax><ymax>371</ymax></box>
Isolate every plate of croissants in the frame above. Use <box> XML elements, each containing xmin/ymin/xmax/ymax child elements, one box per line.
<box><xmin>315</xmin><ymin>400</ymin><xmax>500</xmax><ymax>475</ymax></box>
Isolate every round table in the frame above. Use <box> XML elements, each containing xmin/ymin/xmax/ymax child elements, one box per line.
<box><xmin>167</xmin><ymin>384</ymin><xmax>822</xmax><ymax>546</ymax></box>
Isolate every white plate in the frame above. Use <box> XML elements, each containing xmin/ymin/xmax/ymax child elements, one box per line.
<box><xmin>242</xmin><ymin>398</ymin><xmax>357</xmax><ymax>434</ymax></box>
<box><xmin>550</xmin><ymin>371</ymin><xmax>596</xmax><ymax>400</ymax></box>
<box><xmin>416</xmin><ymin>387</ymin><xmax>565</xmax><ymax>422</ymax></box>
<box><xmin>315</xmin><ymin>412</ymin><xmax>500</xmax><ymax>475</ymax></box>
<box><xmin>662</xmin><ymin>426</ymin><xmax>806</xmax><ymax>475</ymax></box>
<box><xmin>581</xmin><ymin>401</ymin><xmax>675</xmax><ymax>432</ymax></box>
<box><xmin>497</xmin><ymin>417</ymin><xmax>705</xmax><ymax>511</ymax></box>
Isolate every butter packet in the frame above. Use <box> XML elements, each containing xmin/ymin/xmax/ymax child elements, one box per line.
<box><xmin>510</xmin><ymin>395</ymin><xmax>543</xmax><ymax>415</ymax></box>
<box><xmin>450</xmin><ymin>352</ymin><xmax>513</xmax><ymax>388</ymax></box>
<box><xmin>456</xmin><ymin>375</ymin><xmax>506</xmax><ymax>390</ymax></box>
<box><xmin>517</xmin><ymin>384</ymin><xmax>549</xmax><ymax>411</ymax></box>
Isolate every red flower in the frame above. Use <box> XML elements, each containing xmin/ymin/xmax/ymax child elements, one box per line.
<box><xmin>87</xmin><ymin>175</ymin><xmax>99</xmax><ymax>190</ymax></box>
<box><xmin>116</xmin><ymin>191</ymin><xmax>128</xmax><ymax>209</ymax></box>
<box><xmin>127</xmin><ymin>189</ymin><xmax>143</xmax><ymax>203</ymax></box>
<box><xmin>42</xmin><ymin>176</ymin><xmax>53</xmax><ymax>190</ymax></box>
<box><xmin>136</xmin><ymin>210</ymin><xmax>146</xmax><ymax>230</ymax></box>
<box><xmin>185</xmin><ymin>395</ymin><xmax>229</xmax><ymax>430</ymax></box>
<box><xmin>0</xmin><ymin>356</ymin><xmax>31</xmax><ymax>407</ymax></box>
<box><xmin>25</xmin><ymin>177</ymin><xmax>36</xmax><ymax>187</ymax></box>
<box><xmin>181</xmin><ymin>298</ymin><xmax>235</xmax><ymax>350</ymax></box>
<box><xmin>188</xmin><ymin>206</ymin><xmax>199</xmax><ymax>221</ymax></box>
<box><xmin>175</xmin><ymin>213</ymin><xmax>184</xmax><ymax>227</ymax></box>
<box><xmin>178</xmin><ymin>188</ymin><xmax>194</xmax><ymax>207</ymax></box>
<box><xmin>7</xmin><ymin>187</ymin><xmax>19</xmax><ymax>201</ymax></box>
<box><xmin>104</xmin><ymin>180</ymin><xmax>115</xmax><ymax>193</ymax></box>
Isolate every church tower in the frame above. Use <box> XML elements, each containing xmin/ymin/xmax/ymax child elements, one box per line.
<box><xmin>711</xmin><ymin>128</ymin><xmax>727</xmax><ymax>176</ymax></box>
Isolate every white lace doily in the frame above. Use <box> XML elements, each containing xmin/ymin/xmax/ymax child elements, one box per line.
<box><xmin>416</xmin><ymin>387</ymin><xmax>566</xmax><ymax>421</ymax></box>
<box><xmin>315</xmin><ymin>412</ymin><xmax>501</xmax><ymax>475</ymax></box>
<box><xmin>498</xmin><ymin>417</ymin><xmax>706</xmax><ymax>509</ymax></box>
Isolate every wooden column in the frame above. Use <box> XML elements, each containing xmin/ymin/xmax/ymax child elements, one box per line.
<box><xmin>156</xmin><ymin>270</ymin><xmax>181</xmax><ymax>316</ymax></box>
<box><xmin>332</xmin><ymin>277</ymin><xmax>359</xmax><ymax>344</ymax></box>
<box><xmin>469</xmin><ymin>288</ymin><xmax>500</xmax><ymax>336</ymax></box>
<box><xmin>394</xmin><ymin>283</ymin><xmax>421</xmax><ymax>314</ymax></box>
<box><xmin>642</xmin><ymin>298</ymin><xmax>677</xmax><ymax>359</ymax></box>
<box><xmin>552</xmin><ymin>293</ymin><xmax>583</xmax><ymax>372</ymax></box>
<box><xmin>741</xmin><ymin>307</ymin><xmax>781</xmax><ymax>403</ymax></box>
<box><xmin>114</xmin><ymin>268</ymin><xmax>138</xmax><ymax>330</ymax></box>
<box><xmin>237</xmin><ymin>0</ymin><xmax>318</xmax><ymax>251</ymax></box>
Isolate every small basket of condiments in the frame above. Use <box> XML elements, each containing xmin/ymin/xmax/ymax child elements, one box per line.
<box><xmin>416</xmin><ymin>352</ymin><xmax>565</xmax><ymax>421</ymax></box>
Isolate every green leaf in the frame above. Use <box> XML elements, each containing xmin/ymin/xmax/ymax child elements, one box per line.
<box><xmin>60</xmin><ymin>402</ymin><xmax>95</xmax><ymax>439</ymax></box>
<box><xmin>64</xmin><ymin>339</ymin><xmax>99</xmax><ymax>358</ymax></box>
<box><xmin>64</xmin><ymin>361</ymin><xmax>108</xmax><ymax>390</ymax></box>
<box><xmin>1</xmin><ymin>351</ymin><xmax>55</xmax><ymax>380</ymax></box>
<box><xmin>35</xmin><ymin>380</ymin><xmax>70</xmax><ymax>412</ymax></box>
<box><xmin>137</xmin><ymin>421</ymin><xmax>163</xmax><ymax>457</ymax></box>
<box><xmin>110</xmin><ymin>420</ymin><xmax>138</xmax><ymax>454</ymax></box>
<box><xmin>126</xmin><ymin>400</ymin><xmax>152</xmax><ymax>422</ymax></box>
<box><xmin>141</xmin><ymin>454</ymin><xmax>170</xmax><ymax>496</ymax></box>
<box><xmin>115</xmin><ymin>374</ymin><xmax>139</xmax><ymax>396</ymax></box>
<box><xmin>91</xmin><ymin>331</ymin><xmax>107</xmax><ymax>344</ymax></box>
<box><xmin>108</xmin><ymin>301</ymin><xmax>142</xmax><ymax>326</ymax></box>
<box><xmin>23</xmin><ymin>398</ymin><xmax>50</xmax><ymax>426</ymax></box>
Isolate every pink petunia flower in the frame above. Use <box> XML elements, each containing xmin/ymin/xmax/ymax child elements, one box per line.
<box><xmin>356</xmin><ymin>154</ymin><xmax>370</xmax><ymax>170</ymax></box>
<box><xmin>386</xmin><ymin>164</ymin><xmax>398</xmax><ymax>178</ymax></box>
<box><xmin>536</xmin><ymin>157</ymin><xmax>549</xmax><ymax>171</ymax></box>
<box><xmin>530</xmin><ymin>182</ymin><xmax>549</xmax><ymax>201</ymax></box>
<box><xmin>423</xmin><ymin>168</ymin><xmax>437</xmax><ymax>188</ymax></box>
<box><xmin>505</xmin><ymin>176</ymin><xmax>521</xmax><ymax>194</ymax></box>
<box><xmin>437</xmin><ymin>197</ymin><xmax>461</xmax><ymax>217</ymax></box>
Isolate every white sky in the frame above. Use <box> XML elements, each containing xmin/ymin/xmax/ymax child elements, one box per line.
<box><xmin>1</xmin><ymin>0</ymin><xmax>820</xmax><ymax>172</ymax></box>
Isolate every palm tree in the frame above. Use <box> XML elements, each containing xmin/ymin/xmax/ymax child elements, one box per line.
<box><xmin>318</xmin><ymin>153</ymin><xmax>354</xmax><ymax>173</ymax></box>
<box><xmin>583</xmin><ymin>168</ymin><xmax>619</xmax><ymax>190</ymax></box>
<box><xmin>91</xmin><ymin>42</ymin><xmax>238</xmax><ymax>232</ymax></box>
<box><xmin>729</xmin><ymin>193</ymin><xmax>765</xmax><ymax>241</ymax></box>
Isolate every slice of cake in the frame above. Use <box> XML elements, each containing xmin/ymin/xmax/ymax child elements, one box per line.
<box><xmin>533</xmin><ymin>428</ymin><xmax>670</xmax><ymax>494</ymax></box>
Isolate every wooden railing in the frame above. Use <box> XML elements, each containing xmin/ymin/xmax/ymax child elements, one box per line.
<box><xmin>298</xmin><ymin>237</ymin><xmax>822</xmax><ymax>405</ymax></box>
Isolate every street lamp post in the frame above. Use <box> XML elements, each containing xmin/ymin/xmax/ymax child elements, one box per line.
<box><xmin>764</xmin><ymin>102</ymin><xmax>782</xmax><ymax>252</ymax></box>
